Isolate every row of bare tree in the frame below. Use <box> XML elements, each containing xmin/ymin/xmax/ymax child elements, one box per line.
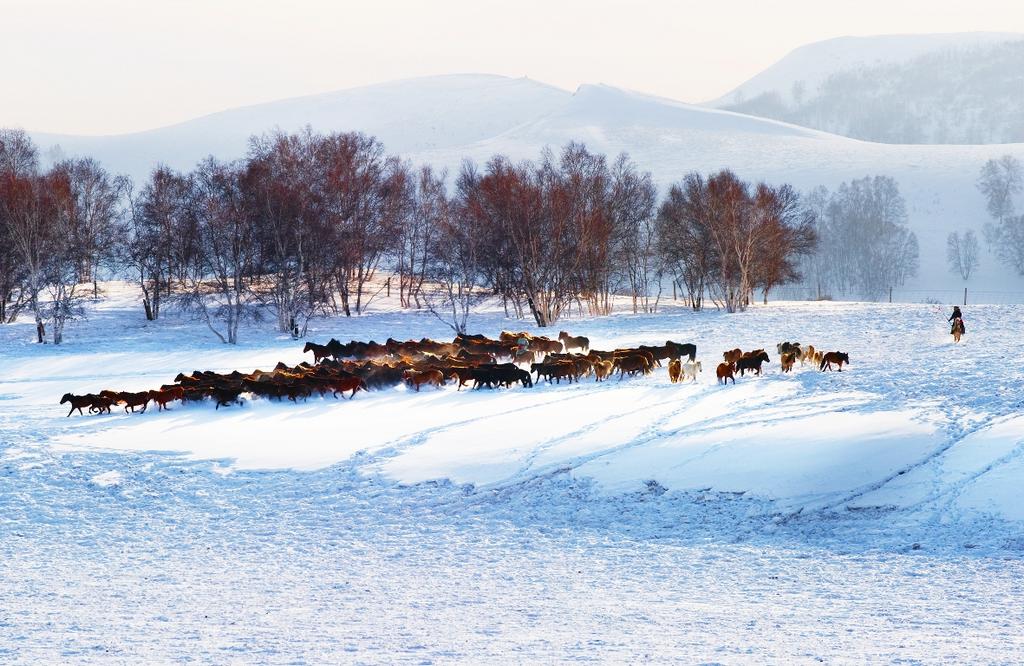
<box><xmin>0</xmin><ymin>130</ymin><xmax>121</xmax><ymax>342</ymax></box>
<box><xmin>656</xmin><ymin>170</ymin><xmax>817</xmax><ymax>312</ymax></box>
<box><xmin>1</xmin><ymin>127</ymin><xmax>821</xmax><ymax>343</ymax></box>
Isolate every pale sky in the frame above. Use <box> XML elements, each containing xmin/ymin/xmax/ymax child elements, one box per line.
<box><xmin>3</xmin><ymin>0</ymin><xmax>1023</xmax><ymax>136</ymax></box>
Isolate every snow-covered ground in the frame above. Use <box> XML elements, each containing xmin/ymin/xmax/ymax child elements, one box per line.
<box><xmin>2</xmin><ymin>284</ymin><xmax>1023</xmax><ymax>662</ymax></box>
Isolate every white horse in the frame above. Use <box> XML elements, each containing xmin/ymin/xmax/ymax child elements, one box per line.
<box><xmin>681</xmin><ymin>360</ymin><xmax>702</xmax><ymax>383</ymax></box>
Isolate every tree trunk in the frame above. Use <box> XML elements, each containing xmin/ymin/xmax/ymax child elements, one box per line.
<box><xmin>527</xmin><ymin>294</ymin><xmax>549</xmax><ymax>327</ymax></box>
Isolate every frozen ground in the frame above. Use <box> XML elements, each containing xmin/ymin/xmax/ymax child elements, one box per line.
<box><xmin>2</xmin><ymin>284</ymin><xmax>1023</xmax><ymax>663</ymax></box>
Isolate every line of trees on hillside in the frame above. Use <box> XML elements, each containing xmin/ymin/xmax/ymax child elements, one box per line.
<box><xmin>977</xmin><ymin>155</ymin><xmax>1024</xmax><ymax>276</ymax></box>
<box><xmin>2</xmin><ymin>126</ymin><xmax>924</xmax><ymax>344</ymax></box>
<box><xmin>797</xmin><ymin>175</ymin><xmax>920</xmax><ymax>301</ymax></box>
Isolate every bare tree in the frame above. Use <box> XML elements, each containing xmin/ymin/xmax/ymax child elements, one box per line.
<box><xmin>396</xmin><ymin>166</ymin><xmax>444</xmax><ymax>308</ymax></box>
<box><xmin>947</xmin><ymin>230</ymin><xmax>980</xmax><ymax>281</ymax></box>
<box><xmin>423</xmin><ymin>168</ymin><xmax>487</xmax><ymax>334</ymax></box>
<box><xmin>751</xmin><ymin>183</ymin><xmax>817</xmax><ymax>304</ymax></box>
<box><xmin>51</xmin><ymin>157</ymin><xmax>121</xmax><ymax>298</ymax></box>
<box><xmin>704</xmin><ymin>170</ymin><xmax>754</xmax><ymax>312</ymax></box>
<box><xmin>657</xmin><ymin>171</ymin><xmax>816</xmax><ymax>311</ymax></box>
<box><xmin>656</xmin><ymin>174</ymin><xmax>716</xmax><ymax>311</ymax></box>
<box><xmin>801</xmin><ymin>176</ymin><xmax>917</xmax><ymax>300</ymax></box>
<box><xmin>0</xmin><ymin>170</ymin><xmax>60</xmax><ymax>341</ymax></box>
<box><xmin>796</xmin><ymin>186</ymin><xmax>833</xmax><ymax>300</ymax></box>
<box><xmin>977</xmin><ymin>155</ymin><xmax>1024</xmax><ymax>275</ymax></box>
<box><xmin>245</xmin><ymin>130</ymin><xmax>320</xmax><ymax>335</ymax></box>
<box><xmin>0</xmin><ymin>129</ymin><xmax>38</xmax><ymax>175</ymax></box>
<box><xmin>316</xmin><ymin>131</ymin><xmax>408</xmax><ymax>316</ymax></box>
<box><xmin>0</xmin><ymin>148</ymin><xmax>89</xmax><ymax>343</ymax></box>
<box><xmin>977</xmin><ymin>155</ymin><xmax>1022</xmax><ymax>224</ymax></box>
<box><xmin>461</xmin><ymin>144</ymin><xmax>634</xmax><ymax>326</ymax></box>
<box><xmin>120</xmin><ymin>166</ymin><xmax>194</xmax><ymax>321</ymax></box>
<box><xmin>0</xmin><ymin>129</ymin><xmax>38</xmax><ymax>323</ymax></box>
<box><xmin>40</xmin><ymin>169</ymin><xmax>86</xmax><ymax>345</ymax></box>
<box><xmin>609</xmin><ymin>154</ymin><xmax>659</xmax><ymax>314</ymax></box>
<box><xmin>178</xmin><ymin>158</ymin><xmax>260</xmax><ymax>344</ymax></box>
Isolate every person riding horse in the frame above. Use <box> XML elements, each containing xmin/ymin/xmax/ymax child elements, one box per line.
<box><xmin>514</xmin><ymin>336</ymin><xmax>531</xmax><ymax>361</ymax></box>
<box><xmin>948</xmin><ymin>306</ymin><xmax>965</xmax><ymax>336</ymax></box>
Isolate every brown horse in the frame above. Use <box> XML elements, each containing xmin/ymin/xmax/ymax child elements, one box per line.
<box><xmin>149</xmin><ymin>386</ymin><xmax>184</xmax><ymax>411</ymax></box>
<box><xmin>403</xmin><ymin>369</ymin><xmax>445</xmax><ymax>392</ymax></box>
<box><xmin>592</xmin><ymin>359</ymin><xmax>613</xmax><ymax>382</ymax></box>
<box><xmin>780</xmin><ymin>352</ymin><xmax>797</xmax><ymax>373</ymax></box>
<box><xmin>723</xmin><ymin>348</ymin><xmax>743</xmax><ymax>365</ymax></box>
<box><xmin>329</xmin><ymin>376</ymin><xmax>367</xmax><ymax>399</ymax></box>
<box><xmin>614</xmin><ymin>354</ymin><xmax>652</xmax><ymax>379</ymax></box>
<box><xmin>529</xmin><ymin>337</ymin><xmax>563</xmax><ymax>355</ymax></box>
<box><xmin>819</xmin><ymin>351</ymin><xmax>850</xmax><ymax>372</ymax></box>
<box><xmin>951</xmin><ymin>318</ymin><xmax>965</xmax><ymax>343</ymax></box>
<box><xmin>558</xmin><ymin>331</ymin><xmax>590</xmax><ymax>353</ymax></box>
<box><xmin>668</xmin><ymin>358</ymin><xmax>682</xmax><ymax>384</ymax></box>
<box><xmin>716</xmin><ymin>362</ymin><xmax>735</xmax><ymax>385</ymax></box>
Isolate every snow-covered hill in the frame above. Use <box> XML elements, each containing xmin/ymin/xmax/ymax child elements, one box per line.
<box><xmin>707</xmin><ymin>32</ymin><xmax>1021</xmax><ymax>107</ymax></box>
<box><xmin>709</xmin><ymin>33</ymin><xmax>1024</xmax><ymax>144</ymax></box>
<box><xmin>25</xmin><ymin>74</ymin><xmax>1024</xmax><ymax>298</ymax></box>
<box><xmin>413</xmin><ymin>83</ymin><xmax>1024</xmax><ymax>298</ymax></box>
<box><xmin>30</xmin><ymin>74</ymin><xmax>571</xmax><ymax>178</ymax></box>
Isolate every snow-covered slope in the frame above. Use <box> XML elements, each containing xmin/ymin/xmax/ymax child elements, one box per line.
<box><xmin>412</xmin><ymin>83</ymin><xmax>1024</xmax><ymax>297</ymax></box>
<box><xmin>25</xmin><ymin>74</ymin><xmax>1024</xmax><ymax>297</ymax></box>
<box><xmin>706</xmin><ymin>32</ymin><xmax>1022</xmax><ymax>108</ymax></box>
<box><xmin>30</xmin><ymin>74</ymin><xmax>571</xmax><ymax>178</ymax></box>
<box><xmin>4</xmin><ymin>292</ymin><xmax>1024</xmax><ymax>661</ymax></box>
<box><xmin>4</xmin><ymin>284</ymin><xmax>1024</xmax><ymax>545</ymax></box>
<box><xmin>709</xmin><ymin>33</ymin><xmax>1024</xmax><ymax>144</ymax></box>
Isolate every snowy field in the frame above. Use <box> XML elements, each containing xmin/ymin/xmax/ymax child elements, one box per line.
<box><xmin>2</xmin><ymin>284</ymin><xmax>1024</xmax><ymax>663</ymax></box>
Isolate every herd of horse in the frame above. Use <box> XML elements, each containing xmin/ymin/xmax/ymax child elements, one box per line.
<box><xmin>58</xmin><ymin>330</ymin><xmax>849</xmax><ymax>417</ymax></box>
<box><xmin>714</xmin><ymin>342</ymin><xmax>849</xmax><ymax>385</ymax></box>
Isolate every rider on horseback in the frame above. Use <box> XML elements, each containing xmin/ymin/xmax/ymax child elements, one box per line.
<box><xmin>949</xmin><ymin>305</ymin><xmax>965</xmax><ymax>335</ymax></box>
<box><xmin>515</xmin><ymin>335</ymin><xmax>530</xmax><ymax>361</ymax></box>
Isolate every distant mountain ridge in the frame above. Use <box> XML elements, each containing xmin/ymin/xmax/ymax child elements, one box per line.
<box><xmin>30</xmin><ymin>74</ymin><xmax>571</xmax><ymax>180</ymax></box>
<box><xmin>710</xmin><ymin>32</ymin><xmax>1024</xmax><ymax>144</ymax></box>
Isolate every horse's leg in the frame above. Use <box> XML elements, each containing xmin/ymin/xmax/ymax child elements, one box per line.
<box><xmin>67</xmin><ymin>406</ymin><xmax>75</xmax><ymax>417</ymax></box>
